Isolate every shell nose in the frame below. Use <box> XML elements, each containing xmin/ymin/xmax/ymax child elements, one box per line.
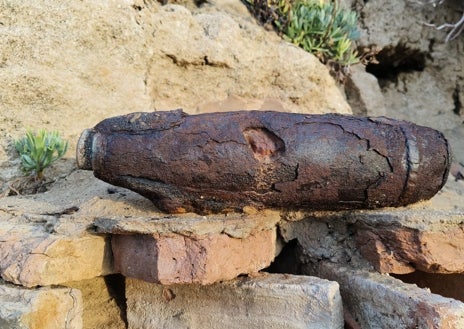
<box><xmin>76</xmin><ymin>129</ymin><xmax>95</xmax><ymax>170</ymax></box>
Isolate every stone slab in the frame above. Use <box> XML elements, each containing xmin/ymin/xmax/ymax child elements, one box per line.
<box><xmin>0</xmin><ymin>171</ymin><xmax>282</xmax><ymax>287</ymax></box>
<box><xmin>126</xmin><ymin>273</ymin><xmax>343</xmax><ymax>329</ymax></box>
<box><xmin>0</xmin><ymin>171</ymin><xmax>162</xmax><ymax>287</ymax></box>
<box><xmin>93</xmin><ymin>209</ymin><xmax>280</xmax><ymax>239</ymax></box>
<box><xmin>112</xmin><ymin>229</ymin><xmax>276</xmax><ymax>285</ymax></box>
<box><xmin>0</xmin><ymin>222</ymin><xmax>113</xmax><ymax>288</ymax></box>
<box><xmin>280</xmin><ymin>192</ymin><xmax>464</xmax><ymax>274</ymax></box>
<box><xmin>353</xmin><ymin>208</ymin><xmax>464</xmax><ymax>274</ymax></box>
<box><xmin>0</xmin><ymin>280</ymin><xmax>83</xmax><ymax>329</ymax></box>
<box><xmin>305</xmin><ymin>262</ymin><xmax>464</xmax><ymax>329</ymax></box>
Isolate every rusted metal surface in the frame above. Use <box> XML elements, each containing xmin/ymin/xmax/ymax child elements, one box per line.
<box><xmin>77</xmin><ymin>110</ymin><xmax>451</xmax><ymax>214</ymax></box>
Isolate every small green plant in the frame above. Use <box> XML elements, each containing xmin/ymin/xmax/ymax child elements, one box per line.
<box><xmin>15</xmin><ymin>129</ymin><xmax>68</xmax><ymax>181</ymax></box>
<box><xmin>245</xmin><ymin>0</ymin><xmax>361</xmax><ymax>79</ymax></box>
<box><xmin>284</xmin><ymin>0</ymin><xmax>360</xmax><ymax>66</ymax></box>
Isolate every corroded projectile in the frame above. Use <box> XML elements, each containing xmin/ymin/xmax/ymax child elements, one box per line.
<box><xmin>77</xmin><ymin>110</ymin><xmax>450</xmax><ymax>214</ymax></box>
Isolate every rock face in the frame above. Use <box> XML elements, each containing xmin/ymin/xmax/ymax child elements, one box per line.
<box><xmin>344</xmin><ymin>0</ymin><xmax>464</xmax><ymax>163</ymax></box>
<box><xmin>64</xmin><ymin>276</ymin><xmax>127</xmax><ymax>329</ymax></box>
<box><xmin>305</xmin><ymin>262</ymin><xmax>464</xmax><ymax>329</ymax></box>
<box><xmin>280</xmin><ymin>203</ymin><xmax>464</xmax><ymax>275</ymax></box>
<box><xmin>0</xmin><ymin>0</ymin><xmax>351</xmax><ymax>187</ymax></box>
<box><xmin>126</xmin><ymin>274</ymin><xmax>344</xmax><ymax>329</ymax></box>
<box><xmin>0</xmin><ymin>281</ymin><xmax>83</xmax><ymax>329</ymax></box>
<box><xmin>144</xmin><ymin>5</ymin><xmax>351</xmax><ymax>115</ymax></box>
<box><xmin>354</xmin><ymin>209</ymin><xmax>464</xmax><ymax>274</ymax></box>
<box><xmin>0</xmin><ymin>222</ymin><xmax>113</xmax><ymax>288</ymax></box>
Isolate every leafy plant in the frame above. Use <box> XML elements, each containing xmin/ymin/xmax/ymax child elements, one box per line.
<box><xmin>15</xmin><ymin>129</ymin><xmax>68</xmax><ymax>181</ymax></box>
<box><xmin>284</xmin><ymin>0</ymin><xmax>360</xmax><ymax>66</ymax></box>
<box><xmin>245</xmin><ymin>0</ymin><xmax>361</xmax><ymax>79</ymax></box>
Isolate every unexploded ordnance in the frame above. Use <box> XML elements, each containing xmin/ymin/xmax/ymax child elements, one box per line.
<box><xmin>77</xmin><ymin>110</ymin><xmax>450</xmax><ymax>214</ymax></box>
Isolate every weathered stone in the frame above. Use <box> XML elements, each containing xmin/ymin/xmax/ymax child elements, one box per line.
<box><xmin>356</xmin><ymin>229</ymin><xmax>415</xmax><ymax>274</ymax></box>
<box><xmin>145</xmin><ymin>4</ymin><xmax>351</xmax><ymax>115</ymax></box>
<box><xmin>305</xmin><ymin>262</ymin><xmax>464</xmax><ymax>329</ymax></box>
<box><xmin>0</xmin><ymin>280</ymin><xmax>83</xmax><ymax>329</ymax></box>
<box><xmin>196</xmin><ymin>94</ymin><xmax>286</xmax><ymax>114</ymax></box>
<box><xmin>280</xmin><ymin>199</ymin><xmax>464</xmax><ymax>274</ymax></box>
<box><xmin>0</xmin><ymin>172</ymin><xmax>136</xmax><ymax>288</ymax></box>
<box><xmin>112</xmin><ymin>229</ymin><xmax>276</xmax><ymax>285</ymax></box>
<box><xmin>94</xmin><ymin>210</ymin><xmax>280</xmax><ymax>238</ymax></box>
<box><xmin>78</xmin><ymin>110</ymin><xmax>450</xmax><ymax>214</ymax></box>
<box><xmin>346</xmin><ymin>0</ymin><xmax>464</xmax><ymax>165</ymax></box>
<box><xmin>0</xmin><ymin>170</ymin><xmax>281</xmax><ymax>288</ymax></box>
<box><xmin>279</xmin><ymin>212</ymin><xmax>366</xmax><ymax>266</ymax></box>
<box><xmin>394</xmin><ymin>271</ymin><xmax>464</xmax><ymax>303</ymax></box>
<box><xmin>344</xmin><ymin>64</ymin><xmax>386</xmax><ymax>117</ymax></box>
<box><xmin>0</xmin><ymin>222</ymin><xmax>113</xmax><ymax>288</ymax></box>
<box><xmin>126</xmin><ymin>274</ymin><xmax>343</xmax><ymax>329</ymax></box>
<box><xmin>354</xmin><ymin>209</ymin><xmax>464</xmax><ymax>274</ymax></box>
<box><xmin>64</xmin><ymin>275</ymin><xmax>127</xmax><ymax>329</ymax></box>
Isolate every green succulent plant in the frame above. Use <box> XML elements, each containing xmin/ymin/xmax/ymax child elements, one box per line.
<box><xmin>284</xmin><ymin>0</ymin><xmax>360</xmax><ymax>65</ymax></box>
<box><xmin>245</xmin><ymin>0</ymin><xmax>361</xmax><ymax>68</ymax></box>
<box><xmin>15</xmin><ymin>129</ymin><xmax>68</xmax><ymax>181</ymax></box>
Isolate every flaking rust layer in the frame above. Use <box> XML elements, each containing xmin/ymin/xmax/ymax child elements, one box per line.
<box><xmin>77</xmin><ymin>110</ymin><xmax>450</xmax><ymax>214</ymax></box>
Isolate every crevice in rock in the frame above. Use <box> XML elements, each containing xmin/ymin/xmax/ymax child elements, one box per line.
<box><xmin>104</xmin><ymin>274</ymin><xmax>128</xmax><ymax>328</ymax></box>
<box><xmin>393</xmin><ymin>271</ymin><xmax>464</xmax><ymax>303</ymax></box>
<box><xmin>165</xmin><ymin>54</ymin><xmax>230</xmax><ymax>69</ymax></box>
<box><xmin>365</xmin><ymin>43</ymin><xmax>426</xmax><ymax>88</ymax></box>
<box><xmin>264</xmin><ymin>239</ymin><xmax>302</xmax><ymax>274</ymax></box>
<box><xmin>453</xmin><ymin>83</ymin><xmax>462</xmax><ymax>116</ymax></box>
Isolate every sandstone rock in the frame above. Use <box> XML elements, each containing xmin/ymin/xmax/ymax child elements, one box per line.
<box><xmin>0</xmin><ymin>170</ymin><xmax>162</xmax><ymax>287</ymax></box>
<box><xmin>64</xmin><ymin>275</ymin><xmax>127</xmax><ymax>329</ymax></box>
<box><xmin>0</xmin><ymin>222</ymin><xmax>113</xmax><ymax>287</ymax></box>
<box><xmin>112</xmin><ymin>229</ymin><xmax>276</xmax><ymax>285</ymax></box>
<box><xmin>148</xmin><ymin>5</ymin><xmax>351</xmax><ymax>116</ymax></box>
<box><xmin>280</xmin><ymin>187</ymin><xmax>464</xmax><ymax>274</ymax></box>
<box><xmin>0</xmin><ymin>168</ymin><xmax>282</xmax><ymax>287</ymax></box>
<box><xmin>0</xmin><ymin>280</ymin><xmax>83</xmax><ymax>329</ymax></box>
<box><xmin>95</xmin><ymin>207</ymin><xmax>281</xmax><ymax>285</ymax></box>
<box><xmin>354</xmin><ymin>209</ymin><xmax>464</xmax><ymax>274</ymax></box>
<box><xmin>305</xmin><ymin>262</ymin><xmax>464</xmax><ymax>329</ymax></box>
<box><xmin>197</xmin><ymin>95</ymin><xmax>286</xmax><ymax>113</ymax></box>
<box><xmin>126</xmin><ymin>274</ymin><xmax>343</xmax><ymax>329</ymax></box>
<box><xmin>94</xmin><ymin>210</ymin><xmax>280</xmax><ymax>238</ymax></box>
<box><xmin>279</xmin><ymin>212</ymin><xmax>367</xmax><ymax>267</ymax></box>
<box><xmin>0</xmin><ymin>0</ymin><xmax>350</xmax><ymax>186</ymax></box>
<box><xmin>0</xmin><ymin>0</ymin><xmax>153</xmax><ymax>147</ymax></box>
<box><xmin>344</xmin><ymin>64</ymin><xmax>386</xmax><ymax>117</ymax></box>
<box><xmin>347</xmin><ymin>0</ymin><xmax>464</xmax><ymax>164</ymax></box>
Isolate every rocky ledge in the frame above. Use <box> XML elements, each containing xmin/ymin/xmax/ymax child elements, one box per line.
<box><xmin>0</xmin><ymin>169</ymin><xmax>463</xmax><ymax>328</ymax></box>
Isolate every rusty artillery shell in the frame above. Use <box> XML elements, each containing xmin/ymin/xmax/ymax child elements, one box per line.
<box><xmin>77</xmin><ymin>110</ymin><xmax>450</xmax><ymax>214</ymax></box>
